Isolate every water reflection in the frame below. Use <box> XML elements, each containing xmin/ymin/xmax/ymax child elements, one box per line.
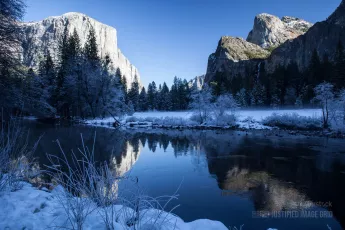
<box><xmin>124</xmin><ymin>131</ymin><xmax>345</xmax><ymax>229</ymax></box>
<box><xmin>26</xmin><ymin>122</ymin><xmax>345</xmax><ymax>230</ymax></box>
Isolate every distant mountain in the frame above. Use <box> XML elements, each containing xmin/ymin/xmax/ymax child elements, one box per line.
<box><xmin>247</xmin><ymin>14</ymin><xmax>312</xmax><ymax>49</ymax></box>
<box><xmin>205</xmin><ymin>1</ymin><xmax>345</xmax><ymax>84</ymax></box>
<box><xmin>188</xmin><ymin>75</ymin><xmax>205</xmax><ymax>91</ymax></box>
<box><xmin>266</xmin><ymin>0</ymin><xmax>345</xmax><ymax>73</ymax></box>
<box><xmin>20</xmin><ymin>12</ymin><xmax>140</xmax><ymax>88</ymax></box>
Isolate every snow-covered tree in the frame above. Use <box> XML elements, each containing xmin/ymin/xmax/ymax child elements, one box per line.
<box><xmin>213</xmin><ymin>94</ymin><xmax>239</xmax><ymax>126</ymax></box>
<box><xmin>313</xmin><ymin>82</ymin><xmax>335</xmax><ymax>128</ymax></box>
<box><xmin>0</xmin><ymin>0</ymin><xmax>26</xmax><ymax>117</ymax></box>
<box><xmin>190</xmin><ymin>86</ymin><xmax>214</xmax><ymax>124</ymax></box>
<box><xmin>22</xmin><ymin>68</ymin><xmax>55</xmax><ymax>117</ymax></box>
<box><xmin>235</xmin><ymin>88</ymin><xmax>248</xmax><ymax>107</ymax></box>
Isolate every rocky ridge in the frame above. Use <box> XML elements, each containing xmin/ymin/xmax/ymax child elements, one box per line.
<box><xmin>266</xmin><ymin>0</ymin><xmax>345</xmax><ymax>73</ymax></box>
<box><xmin>205</xmin><ymin>37</ymin><xmax>270</xmax><ymax>82</ymax></box>
<box><xmin>205</xmin><ymin>1</ymin><xmax>345</xmax><ymax>84</ymax></box>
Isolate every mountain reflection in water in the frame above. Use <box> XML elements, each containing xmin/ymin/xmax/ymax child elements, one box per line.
<box><xmin>26</xmin><ymin>122</ymin><xmax>345</xmax><ymax>230</ymax></box>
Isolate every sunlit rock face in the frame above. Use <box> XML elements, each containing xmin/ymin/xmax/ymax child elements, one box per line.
<box><xmin>247</xmin><ymin>13</ymin><xmax>312</xmax><ymax>49</ymax></box>
<box><xmin>205</xmin><ymin>36</ymin><xmax>269</xmax><ymax>83</ymax></box>
<box><xmin>188</xmin><ymin>75</ymin><xmax>205</xmax><ymax>91</ymax></box>
<box><xmin>20</xmin><ymin>12</ymin><xmax>140</xmax><ymax>88</ymax></box>
<box><xmin>112</xmin><ymin>141</ymin><xmax>141</xmax><ymax>177</ymax></box>
<box><xmin>109</xmin><ymin>141</ymin><xmax>142</xmax><ymax>197</ymax></box>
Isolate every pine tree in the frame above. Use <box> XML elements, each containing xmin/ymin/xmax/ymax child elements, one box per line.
<box><xmin>128</xmin><ymin>75</ymin><xmax>140</xmax><ymax>111</ymax></box>
<box><xmin>38</xmin><ymin>52</ymin><xmax>56</xmax><ymax>106</ymax></box>
<box><xmin>138</xmin><ymin>87</ymin><xmax>148</xmax><ymax>111</ymax></box>
<box><xmin>272</xmin><ymin>65</ymin><xmax>288</xmax><ymax>105</ymax></box>
<box><xmin>157</xmin><ymin>84</ymin><xmax>163</xmax><ymax>110</ymax></box>
<box><xmin>68</xmin><ymin>29</ymin><xmax>81</xmax><ymax>61</ymax></box>
<box><xmin>121</xmin><ymin>76</ymin><xmax>128</xmax><ymax>103</ymax></box>
<box><xmin>286</xmin><ymin>61</ymin><xmax>302</xmax><ymax>99</ymax></box>
<box><xmin>333</xmin><ymin>40</ymin><xmax>345</xmax><ymax>89</ymax></box>
<box><xmin>321</xmin><ymin>54</ymin><xmax>334</xmax><ymax>84</ymax></box>
<box><xmin>170</xmin><ymin>77</ymin><xmax>179</xmax><ymax>110</ymax></box>
<box><xmin>180</xmin><ymin>79</ymin><xmax>191</xmax><ymax>110</ymax></box>
<box><xmin>211</xmin><ymin>70</ymin><xmax>227</xmax><ymax>96</ymax></box>
<box><xmin>159</xmin><ymin>82</ymin><xmax>171</xmax><ymax>110</ymax></box>
<box><xmin>56</xmin><ymin>26</ymin><xmax>70</xmax><ymax>116</ymax></box>
<box><xmin>147</xmin><ymin>81</ymin><xmax>157</xmax><ymax>110</ymax></box>
<box><xmin>308</xmin><ymin>49</ymin><xmax>322</xmax><ymax>85</ymax></box>
<box><xmin>84</xmin><ymin>27</ymin><xmax>99</xmax><ymax>61</ymax></box>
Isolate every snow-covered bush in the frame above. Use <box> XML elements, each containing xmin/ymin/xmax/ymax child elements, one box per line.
<box><xmin>211</xmin><ymin>114</ymin><xmax>237</xmax><ymax>127</ymax></box>
<box><xmin>214</xmin><ymin>94</ymin><xmax>239</xmax><ymax>117</ymax></box>
<box><xmin>126</xmin><ymin>116</ymin><xmax>139</xmax><ymax>123</ymax></box>
<box><xmin>313</xmin><ymin>82</ymin><xmax>335</xmax><ymax>128</ymax></box>
<box><xmin>190</xmin><ymin>86</ymin><xmax>214</xmax><ymax>124</ymax></box>
<box><xmin>189</xmin><ymin>113</ymin><xmax>213</xmax><ymax>125</ymax></box>
<box><xmin>262</xmin><ymin>113</ymin><xmax>322</xmax><ymax>130</ymax></box>
<box><xmin>152</xmin><ymin>117</ymin><xmax>197</xmax><ymax>127</ymax></box>
<box><xmin>142</xmin><ymin>117</ymin><xmax>156</xmax><ymax>123</ymax></box>
<box><xmin>46</xmin><ymin>135</ymin><xmax>98</xmax><ymax>230</ymax></box>
<box><xmin>213</xmin><ymin>94</ymin><xmax>239</xmax><ymax>126</ymax></box>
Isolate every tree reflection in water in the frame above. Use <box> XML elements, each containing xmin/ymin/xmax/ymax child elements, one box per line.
<box><xmin>25</xmin><ymin>122</ymin><xmax>345</xmax><ymax>229</ymax></box>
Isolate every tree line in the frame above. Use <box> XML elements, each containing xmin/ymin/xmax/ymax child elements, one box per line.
<box><xmin>125</xmin><ymin>76</ymin><xmax>192</xmax><ymax>112</ymax></box>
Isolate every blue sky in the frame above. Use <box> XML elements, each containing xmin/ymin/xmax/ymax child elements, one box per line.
<box><xmin>24</xmin><ymin>0</ymin><xmax>341</xmax><ymax>87</ymax></box>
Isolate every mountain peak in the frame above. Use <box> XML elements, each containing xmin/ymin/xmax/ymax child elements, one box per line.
<box><xmin>247</xmin><ymin>13</ymin><xmax>312</xmax><ymax>48</ymax></box>
<box><xmin>327</xmin><ymin>0</ymin><xmax>345</xmax><ymax>26</ymax></box>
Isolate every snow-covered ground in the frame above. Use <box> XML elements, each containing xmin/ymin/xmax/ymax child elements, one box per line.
<box><xmin>0</xmin><ymin>182</ymin><xmax>229</xmax><ymax>230</ymax></box>
<box><xmin>85</xmin><ymin>109</ymin><xmax>322</xmax><ymax>130</ymax></box>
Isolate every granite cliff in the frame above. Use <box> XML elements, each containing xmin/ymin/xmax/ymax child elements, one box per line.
<box><xmin>20</xmin><ymin>12</ymin><xmax>140</xmax><ymax>88</ymax></box>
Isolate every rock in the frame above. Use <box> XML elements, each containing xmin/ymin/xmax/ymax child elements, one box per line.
<box><xmin>19</xmin><ymin>12</ymin><xmax>140</xmax><ymax>88</ymax></box>
<box><xmin>205</xmin><ymin>36</ymin><xmax>269</xmax><ymax>83</ymax></box>
<box><xmin>188</xmin><ymin>75</ymin><xmax>205</xmax><ymax>91</ymax></box>
<box><xmin>205</xmin><ymin>1</ymin><xmax>345</xmax><ymax>84</ymax></box>
<box><xmin>247</xmin><ymin>13</ymin><xmax>312</xmax><ymax>49</ymax></box>
<box><xmin>265</xmin><ymin>0</ymin><xmax>345</xmax><ymax>73</ymax></box>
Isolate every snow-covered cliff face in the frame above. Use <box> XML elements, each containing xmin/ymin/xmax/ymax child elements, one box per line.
<box><xmin>188</xmin><ymin>75</ymin><xmax>205</xmax><ymax>91</ymax></box>
<box><xmin>20</xmin><ymin>12</ymin><xmax>140</xmax><ymax>88</ymax></box>
<box><xmin>247</xmin><ymin>13</ymin><xmax>312</xmax><ymax>49</ymax></box>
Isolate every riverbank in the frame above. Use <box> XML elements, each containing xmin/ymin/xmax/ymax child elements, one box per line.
<box><xmin>0</xmin><ymin>181</ymin><xmax>230</xmax><ymax>230</ymax></box>
<box><xmin>82</xmin><ymin>109</ymin><xmax>345</xmax><ymax>139</ymax></box>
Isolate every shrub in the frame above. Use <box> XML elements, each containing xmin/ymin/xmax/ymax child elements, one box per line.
<box><xmin>0</xmin><ymin>117</ymin><xmax>41</xmax><ymax>192</ymax></box>
<box><xmin>212</xmin><ymin>114</ymin><xmax>237</xmax><ymax>126</ymax></box>
<box><xmin>262</xmin><ymin>113</ymin><xmax>322</xmax><ymax>130</ymax></box>
<box><xmin>47</xmin><ymin>133</ymin><xmax>180</xmax><ymax>230</ymax></box>
<box><xmin>126</xmin><ymin>116</ymin><xmax>139</xmax><ymax>123</ymax></box>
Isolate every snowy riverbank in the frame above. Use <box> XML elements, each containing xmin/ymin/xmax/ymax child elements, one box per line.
<box><xmin>85</xmin><ymin>109</ymin><xmax>324</xmax><ymax>131</ymax></box>
<box><xmin>0</xmin><ymin>182</ymin><xmax>239</xmax><ymax>230</ymax></box>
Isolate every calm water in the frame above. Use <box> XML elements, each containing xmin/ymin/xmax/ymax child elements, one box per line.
<box><xmin>25</xmin><ymin>121</ymin><xmax>345</xmax><ymax>230</ymax></box>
